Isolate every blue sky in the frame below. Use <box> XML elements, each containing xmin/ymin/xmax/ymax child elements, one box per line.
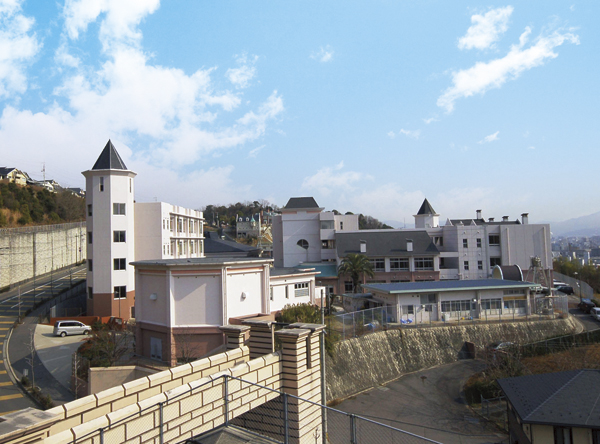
<box><xmin>0</xmin><ymin>1</ymin><xmax>596</xmax><ymax>226</ymax></box>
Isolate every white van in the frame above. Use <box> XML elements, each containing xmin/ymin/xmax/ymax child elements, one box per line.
<box><xmin>591</xmin><ymin>308</ymin><xmax>600</xmax><ymax>321</ymax></box>
<box><xmin>53</xmin><ymin>320</ymin><xmax>92</xmax><ymax>337</ymax></box>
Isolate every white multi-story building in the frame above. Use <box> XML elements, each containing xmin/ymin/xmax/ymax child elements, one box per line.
<box><xmin>83</xmin><ymin>141</ymin><xmax>137</xmax><ymax>320</ymax></box>
<box><xmin>272</xmin><ymin>197</ymin><xmax>358</xmax><ymax>268</ymax></box>
<box><xmin>84</xmin><ymin>141</ymin><xmax>206</xmax><ymax>320</ymax></box>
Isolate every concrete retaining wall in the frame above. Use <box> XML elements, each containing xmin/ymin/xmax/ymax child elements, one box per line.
<box><xmin>325</xmin><ymin>317</ymin><xmax>578</xmax><ymax>401</ymax></box>
<box><xmin>0</xmin><ymin>222</ymin><xmax>86</xmax><ymax>289</ymax></box>
<box><xmin>554</xmin><ymin>272</ymin><xmax>594</xmax><ymax>299</ymax></box>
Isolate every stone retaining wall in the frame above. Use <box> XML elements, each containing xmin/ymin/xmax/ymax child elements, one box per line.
<box><xmin>326</xmin><ymin>317</ymin><xmax>578</xmax><ymax>401</ymax></box>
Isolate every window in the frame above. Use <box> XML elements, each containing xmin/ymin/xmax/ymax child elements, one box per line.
<box><xmin>88</xmin><ymin>286</ymin><xmax>93</xmax><ymax>300</ymax></box>
<box><xmin>369</xmin><ymin>258</ymin><xmax>385</xmax><ymax>272</ymax></box>
<box><xmin>88</xmin><ymin>231</ymin><xmax>92</xmax><ymax>244</ymax></box>
<box><xmin>114</xmin><ymin>258</ymin><xmax>126</xmax><ymax>270</ymax></box>
<box><xmin>285</xmin><ymin>286</ymin><xmax>289</xmax><ymax>299</ymax></box>
<box><xmin>113</xmin><ymin>230</ymin><xmax>126</xmax><ymax>242</ymax></box>
<box><xmin>87</xmin><ymin>204</ymin><xmax>92</xmax><ymax>216</ymax></box>
<box><xmin>481</xmin><ymin>298</ymin><xmax>501</xmax><ymax>310</ymax></box>
<box><xmin>433</xmin><ymin>236</ymin><xmax>443</xmax><ymax>246</ymax></box>
<box><xmin>464</xmin><ymin>261</ymin><xmax>469</xmax><ymax>270</ymax></box>
<box><xmin>177</xmin><ymin>219</ymin><xmax>183</xmax><ymax>232</ymax></box>
<box><xmin>344</xmin><ymin>281</ymin><xmax>353</xmax><ymax>292</ymax></box>
<box><xmin>439</xmin><ymin>257</ymin><xmax>446</xmax><ymax>268</ymax></box>
<box><xmin>476</xmin><ymin>238</ymin><xmax>482</xmax><ymax>248</ymax></box>
<box><xmin>478</xmin><ymin>261</ymin><xmax>483</xmax><ymax>270</ymax></box>
<box><xmin>414</xmin><ymin>258</ymin><xmax>434</xmax><ymax>270</ymax></box>
<box><xmin>504</xmin><ymin>289</ymin><xmax>525</xmax><ymax>295</ymax></box>
<box><xmin>490</xmin><ymin>257</ymin><xmax>501</xmax><ymax>267</ymax></box>
<box><xmin>420</xmin><ymin>294</ymin><xmax>436</xmax><ymax>308</ymax></box>
<box><xmin>554</xmin><ymin>426</ymin><xmax>572</xmax><ymax>444</ymax></box>
<box><xmin>270</xmin><ymin>287</ymin><xmax>273</xmax><ymax>301</ymax></box>
<box><xmin>113</xmin><ymin>203</ymin><xmax>126</xmax><ymax>215</ymax></box>
<box><xmin>321</xmin><ymin>240</ymin><xmax>335</xmax><ymax>249</ymax></box>
<box><xmin>114</xmin><ymin>286</ymin><xmax>127</xmax><ymax>300</ymax></box>
<box><xmin>390</xmin><ymin>258</ymin><xmax>409</xmax><ymax>271</ymax></box>
<box><xmin>88</xmin><ymin>260</ymin><xmax>93</xmax><ymax>271</ymax></box>
<box><xmin>294</xmin><ymin>282</ymin><xmax>309</xmax><ymax>297</ymax></box>
<box><xmin>297</xmin><ymin>239</ymin><xmax>309</xmax><ymax>249</ymax></box>
<box><xmin>402</xmin><ymin>305</ymin><xmax>414</xmax><ymax>315</ymax></box>
<box><xmin>463</xmin><ymin>239</ymin><xmax>468</xmax><ymax>248</ymax></box>
<box><xmin>129</xmin><ymin>178</ymin><xmax>132</xmax><ymax>193</ymax></box>
<box><xmin>320</xmin><ymin>220</ymin><xmax>334</xmax><ymax>229</ymax></box>
<box><xmin>489</xmin><ymin>234</ymin><xmax>500</xmax><ymax>245</ymax></box>
<box><xmin>99</xmin><ymin>176</ymin><xmax>104</xmax><ymax>192</ymax></box>
<box><xmin>441</xmin><ymin>300</ymin><xmax>474</xmax><ymax>312</ymax></box>
<box><xmin>340</xmin><ymin>221</ymin><xmax>344</xmax><ymax>230</ymax></box>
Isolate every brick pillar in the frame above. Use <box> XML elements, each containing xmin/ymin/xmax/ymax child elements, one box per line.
<box><xmin>219</xmin><ymin>325</ymin><xmax>250</xmax><ymax>350</ymax></box>
<box><xmin>241</xmin><ymin>320</ymin><xmax>274</xmax><ymax>359</ymax></box>
<box><xmin>275</xmin><ymin>326</ymin><xmax>325</xmax><ymax>444</ymax></box>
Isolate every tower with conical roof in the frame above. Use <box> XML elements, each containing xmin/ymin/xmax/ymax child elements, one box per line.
<box><xmin>82</xmin><ymin>140</ymin><xmax>137</xmax><ymax>320</ymax></box>
<box><xmin>414</xmin><ymin>198</ymin><xmax>440</xmax><ymax>229</ymax></box>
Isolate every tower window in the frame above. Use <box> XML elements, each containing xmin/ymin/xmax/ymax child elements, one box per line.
<box><xmin>100</xmin><ymin>177</ymin><xmax>104</xmax><ymax>192</ymax></box>
<box><xmin>113</xmin><ymin>203</ymin><xmax>126</xmax><ymax>215</ymax></box>
<box><xmin>113</xmin><ymin>231</ymin><xmax>126</xmax><ymax>242</ymax></box>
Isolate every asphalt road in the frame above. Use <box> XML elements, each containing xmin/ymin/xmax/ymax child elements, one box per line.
<box><xmin>567</xmin><ymin>295</ymin><xmax>600</xmax><ymax>332</ymax></box>
<box><xmin>336</xmin><ymin>360</ymin><xmax>508</xmax><ymax>444</ymax></box>
<box><xmin>0</xmin><ymin>265</ymin><xmax>85</xmax><ymax>415</ymax></box>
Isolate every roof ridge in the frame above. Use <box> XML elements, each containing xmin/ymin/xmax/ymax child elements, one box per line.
<box><xmin>524</xmin><ymin>371</ymin><xmax>581</xmax><ymax>421</ymax></box>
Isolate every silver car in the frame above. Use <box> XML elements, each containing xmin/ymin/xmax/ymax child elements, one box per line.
<box><xmin>53</xmin><ymin>320</ymin><xmax>92</xmax><ymax>337</ymax></box>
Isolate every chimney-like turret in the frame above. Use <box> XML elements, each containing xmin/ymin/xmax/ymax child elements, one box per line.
<box><xmin>488</xmin><ymin>217</ymin><xmax>495</xmax><ymax>222</ymax></box>
<box><xmin>502</xmin><ymin>216</ymin><xmax>509</xmax><ymax>222</ymax></box>
<box><xmin>476</xmin><ymin>209</ymin><xmax>482</xmax><ymax>220</ymax></box>
<box><xmin>521</xmin><ymin>213</ymin><xmax>529</xmax><ymax>225</ymax></box>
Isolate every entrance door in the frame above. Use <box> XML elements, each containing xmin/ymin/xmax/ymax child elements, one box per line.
<box><xmin>150</xmin><ymin>337</ymin><xmax>162</xmax><ymax>360</ymax></box>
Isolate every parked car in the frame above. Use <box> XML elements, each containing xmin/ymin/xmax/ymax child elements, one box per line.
<box><xmin>591</xmin><ymin>307</ymin><xmax>600</xmax><ymax>321</ymax></box>
<box><xmin>53</xmin><ymin>320</ymin><xmax>92</xmax><ymax>337</ymax></box>
<box><xmin>578</xmin><ymin>298</ymin><xmax>595</xmax><ymax>314</ymax></box>
<box><xmin>556</xmin><ymin>286</ymin><xmax>574</xmax><ymax>295</ymax></box>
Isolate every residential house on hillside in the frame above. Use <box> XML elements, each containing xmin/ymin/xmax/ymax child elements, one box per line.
<box><xmin>0</xmin><ymin>167</ymin><xmax>28</xmax><ymax>185</ymax></box>
<box><xmin>498</xmin><ymin>370</ymin><xmax>600</xmax><ymax>444</ymax></box>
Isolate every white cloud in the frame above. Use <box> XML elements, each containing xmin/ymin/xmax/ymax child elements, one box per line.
<box><xmin>387</xmin><ymin>131</ymin><xmax>395</xmax><ymax>139</ymax></box>
<box><xmin>423</xmin><ymin>117</ymin><xmax>438</xmax><ymax>124</ymax></box>
<box><xmin>527</xmin><ymin>145</ymin><xmax>535</xmax><ymax>150</ymax></box>
<box><xmin>248</xmin><ymin>145</ymin><xmax>265</xmax><ymax>158</ymax></box>
<box><xmin>478</xmin><ymin>131</ymin><xmax>499</xmax><ymax>143</ymax></box>
<box><xmin>0</xmin><ymin>0</ymin><xmax>40</xmax><ymax>97</ymax></box>
<box><xmin>310</xmin><ymin>45</ymin><xmax>333</xmax><ymax>63</ymax></box>
<box><xmin>458</xmin><ymin>6</ymin><xmax>513</xmax><ymax>50</ymax></box>
<box><xmin>398</xmin><ymin>128</ymin><xmax>420</xmax><ymax>139</ymax></box>
<box><xmin>226</xmin><ymin>53</ymin><xmax>258</xmax><ymax>89</ymax></box>
<box><xmin>438</xmin><ymin>28</ymin><xmax>579</xmax><ymax>112</ymax></box>
<box><xmin>301</xmin><ymin>162</ymin><xmax>371</xmax><ymax>196</ymax></box>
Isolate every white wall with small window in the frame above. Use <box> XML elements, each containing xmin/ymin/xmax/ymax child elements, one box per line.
<box><xmin>269</xmin><ymin>272</ymin><xmax>317</xmax><ymax>313</ymax></box>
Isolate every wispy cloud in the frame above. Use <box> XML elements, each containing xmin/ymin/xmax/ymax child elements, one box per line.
<box><xmin>527</xmin><ymin>146</ymin><xmax>535</xmax><ymax>150</ymax></box>
<box><xmin>423</xmin><ymin>117</ymin><xmax>438</xmax><ymax>124</ymax></box>
<box><xmin>310</xmin><ymin>45</ymin><xmax>334</xmax><ymax>63</ymax></box>
<box><xmin>458</xmin><ymin>6</ymin><xmax>513</xmax><ymax>50</ymax></box>
<box><xmin>302</xmin><ymin>162</ymin><xmax>371</xmax><ymax>196</ymax></box>
<box><xmin>226</xmin><ymin>53</ymin><xmax>258</xmax><ymax>89</ymax></box>
<box><xmin>479</xmin><ymin>131</ymin><xmax>499</xmax><ymax>143</ymax></box>
<box><xmin>387</xmin><ymin>131</ymin><xmax>395</xmax><ymax>139</ymax></box>
<box><xmin>398</xmin><ymin>129</ymin><xmax>421</xmax><ymax>139</ymax></box>
<box><xmin>438</xmin><ymin>27</ymin><xmax>579</xmax><ymax>112</ymax></box>
<box><xmin>248</xmin><ymin>145</ymin><xmax>265</xmax><ymax>158</ymax></box>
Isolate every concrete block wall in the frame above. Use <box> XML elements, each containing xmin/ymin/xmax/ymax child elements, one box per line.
<box><xmin>0</xmin><ymin>222</ymin><xmax>85</xmax><ymax>288</ymax></box>
<box><xmin>326</xmin><ymin>317</ymin><xmax>578</xmax><ymax>400</ymax></box>
<box><xmin>46</xmin><ymin>345</ymin><xmax>250</xmax><ymax>437</ymax></box>
<box><xmin>44</xmin><ymin>353</ymin><xmax>284</xmax><ymax>444</ymax></box>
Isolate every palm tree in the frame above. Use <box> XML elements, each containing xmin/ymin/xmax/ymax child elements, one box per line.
<box><xmin>338</xmin><ymin>253</ymin><xmax>374</xmax><ymax>293</ymax></box>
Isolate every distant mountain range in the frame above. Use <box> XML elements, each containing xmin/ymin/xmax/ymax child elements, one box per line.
<box><xmin>549</xmin><ymin>211</ymin><xmax>600</xmax><ymax>237</ymax></box>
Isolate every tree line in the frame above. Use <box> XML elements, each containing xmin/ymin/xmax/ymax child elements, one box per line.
<box><xmin>0</xmin><ymin>182</ymin><xmax>85</xmax><ymax>227</ymax></box>
<box><xmin>553</xmin><ymin>256</ymin><xmax>600</xmax><ymax>293</ymax></box>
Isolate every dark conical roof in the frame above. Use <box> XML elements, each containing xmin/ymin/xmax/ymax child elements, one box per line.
<box><xmin>92</xmin><ymin>140</ymin><xmax>128</xmax><ymax>170</ymax></box>
<box><xmin>417</xmin><ymin>198</ymin><xmax>436</xmax><ymax>215</ymax></box>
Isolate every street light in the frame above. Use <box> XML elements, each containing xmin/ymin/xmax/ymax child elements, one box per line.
<box><xmin>574</xmin><ymin>272</ymin><xmax>581</xmax><ymax>302</ymax></box>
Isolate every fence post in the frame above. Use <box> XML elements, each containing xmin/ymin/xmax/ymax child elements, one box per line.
<box><xmin>283</xmin><ymin>393</ymin><xmax>289</xmax><ymax>444</ymax></box>
<box><xmin>350</xmin><ymin>414</ymin><xmax>357</xmax><ymax>444</ymax></box>
<box><xmin>159</xmin><ymin>402</ymin><xmax>164</xmax><ymax>444</ymax></box>
<box><xmin>480</xmin><ymin>394</ymin><xmax>483</xmax><ymax>414</ymax></box>
<box><xmin>224</xmin><ymin>376</ymin><xmax>229</xmax><ymax>426</ymax></box>
<box><xmin>99</xmin><ymin>428</ymin><xmax>104</xmax><ymax>444</ymax></box>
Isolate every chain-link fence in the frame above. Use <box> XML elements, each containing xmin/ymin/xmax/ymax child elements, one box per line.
<box><xmin>328</xmin><ymin>306</ymin><xmax>394</xmax><ymax>341</ymax></box>
<box><xmin>480</xmin><ymin>395</ymin><xmax>507</xmax><ymax>431</ymax></box>
<box><xmin>66</xmin><ymin>374</ymin><xmax>441</xmax><ymax>444</ymax></box>
<box><xmin>520</xmin><ymin>328</ymin><xmax>600</xmax><ymax>358</ymax></box>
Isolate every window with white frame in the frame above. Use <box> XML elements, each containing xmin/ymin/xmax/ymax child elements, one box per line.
<box><xmin>369</xmin><ymin>258</ymin><xmax>385</xmax><ymax>272</ymax></box>
<box><xmin>414</xmin><ymin>258</ymin><xmax>434</xmax><ymax>270</ymax></box>
<box><xmin>401</xmin><ymin>305</ymin><xmax>414</xmax><ymax>315</ymax></box>
<box><xmin>481</xmin><ymin>299</ymin><xmax>501</xmax><ymax>310</ymax></box>
<box><xmin>344</xmin><ymin>281</ymin><xmax>353</xmax><ymax>292</ymax></box>
<box><xmin>463</xmin><ymin>239</ymin><xmax>468</xmax><ymax>248</ymax></box>
<box><xmin>390</xmin><ymin>258</ymin><xmax>409</xmax><ymax>271</ymax></box>
<box><xmin>464</xmin><ymin>261</ymin><xmax>469</xmax><ymax>270</ymax></box>
<box><xmin>490</xmin><ymin>257</ymin><xmax>501</xmax><ymax>267</ymax></box>
<box><xmin>113</xmin><ymin>231</ymin><xmax>126</xmax><ymax>242</ymax></box>
<box><xmin>113</xmin><ymin>286</ymin><xmax>126</xmax><ymax>300</ymax></box>
<box><xmin>113</xmin><ymin>203</ymin><xmax>126</xmax><ymax>215</ymax></box>
<box><xmin>477</xmin><ymin>238</ymin><xmax>482</xmax><ymax>248</ymax></box>
<box><xmin>294</xmin><ymin>282</ymin><xmax>309</xmax><ymax>297</ymax></box>
<box><xmin>478</xmin><ymin>261</ymin><xmax>483</xmax><ymax>270</ymax></box>
<box><xmin>441</xmin><ymin>300</ymin><xmax>473</xmax><ymax>312</ymax></box>
<box><xmin>113</xmin><ymin>258</ymin><xmax>126</xmax><ymax>270</ymax></box>
<box><xmin>99</xmin><ymin>176</ymin><xmax>104</xmax><ymax>192</ymax></box>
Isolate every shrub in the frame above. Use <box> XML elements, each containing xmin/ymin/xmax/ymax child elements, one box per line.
<box><xmin>20</xmin><ymin>375</ymin><xmax>30</xmax><ymax>387</ymax></box>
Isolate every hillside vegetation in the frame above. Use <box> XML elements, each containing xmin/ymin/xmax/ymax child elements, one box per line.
<box><xmin>0</xmin><ymin>182</ymin><xmax>85</xmax><ymax>227</ymax></box>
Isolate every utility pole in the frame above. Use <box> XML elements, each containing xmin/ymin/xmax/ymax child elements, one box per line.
<box><xmin>18</xmin><ymin>284</ymin><xmax>21</xmax><ymax>319</ymax></box>
<box><xmin>320</xmin><ymin>288</ymin><xmax>327</xmax><ymax>444</ymax></box>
